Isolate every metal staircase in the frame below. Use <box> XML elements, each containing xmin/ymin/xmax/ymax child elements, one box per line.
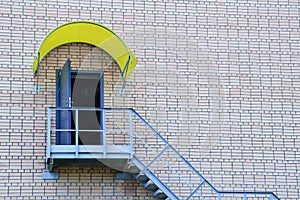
<box><xmin>46</xmin><ymin>107</ymin><xmax>280</xmax><ymax>200</ymax></box>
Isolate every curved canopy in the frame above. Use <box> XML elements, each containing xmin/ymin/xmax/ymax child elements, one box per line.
<box><xmin>32</xmin><ymin>21</ymin><xmax>137</xmax><ymax>79</ymax></box>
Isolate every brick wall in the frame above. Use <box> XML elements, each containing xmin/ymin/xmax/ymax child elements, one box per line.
<box><xmin>0</xmin><ymin>0</ymin><xmax>299</xmax><ymax>199</ymax></box>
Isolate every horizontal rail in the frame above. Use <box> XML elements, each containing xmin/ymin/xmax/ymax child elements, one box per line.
<box><xmin>219</xmin><ymin>191</ymin><xmax>277</xmax><ymax>195</ymax></box>
<box><xmin>53</xmin><ymin>129</ymin><xmax>128</xmax><ymax>133</ymax></box>
<box><xmin>218</xmin><ymin>191</ymin><xmax>280</xmax><ymax>199</ymax></box>
<box><xmin>48</xmin><ymin>107</ymin><xmax>131</xmax><ymax>111</ymax></box>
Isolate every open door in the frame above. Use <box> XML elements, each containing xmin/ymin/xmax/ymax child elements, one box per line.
<box><xmin>56</xmin><ymin>59</ymin><xmax>72</xmax><ymax>145</ymax></box>
<box><xmin>71</xmin><ymin>71</ymin><xmax>104</xmax><ymax>145</ymax></box>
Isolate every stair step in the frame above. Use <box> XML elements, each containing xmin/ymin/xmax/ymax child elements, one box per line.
<box><xmin>135</xmin><ymin>172</ymin><xmax>148</xmax><ymax>183</ymax></box>
<box><xmin>144</xmin><ymin>179</ymin><xmax>158</xmax><ymax>191</ymax></box>
<box><xmin>153</xmin><ymin>189</ymin><xmax>167</xmax><ymax>199</ymax></box>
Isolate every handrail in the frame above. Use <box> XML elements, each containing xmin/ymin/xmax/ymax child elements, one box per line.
<box><xmin>130</xmin><ymin>108</ymin><xmax>280</xmax><ymax>200</ymax></box>
<box><xmin>48</xmin><ymin>106</ymin><xmax>131</xmax><ymax>111</ymax></box>
<box><xmin>130</xmin><ymin>109</ymin><xmax>219</xmax><ymax>193</ymax></box>
<box><xmin>47</xmin><ymin>107</ymin><xmax>280</xmax><ymax>200</ymax></box>
<box><xmin>218</xmin><ymin>191</ymin><xmax>280</xmax><ymax>199</ymax></box>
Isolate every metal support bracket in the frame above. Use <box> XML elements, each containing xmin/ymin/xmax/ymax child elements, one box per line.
<box><xmin>42</xmin><ymin>172</ymin><xmax>59</xmax><ymax>180</ymax></box>
<box><xmin>116</xmin><ymin>172</ymin><xmax>133</xmax><ymax>180</ymax></box>
<box><xmin>46</xmin><ymin>158</ymin><xmax>54</xmax><ymax>172</ymax></box>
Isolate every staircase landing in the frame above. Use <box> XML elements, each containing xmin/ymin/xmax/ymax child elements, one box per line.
<box><xmin>47</xmin><ymin>145</ymin><xmax>135</xmax><ymax>171</ymax></box>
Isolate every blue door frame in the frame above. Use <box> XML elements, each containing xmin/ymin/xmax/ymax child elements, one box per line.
<box><xmin>70</xmin><ymin>70</ymin><xmax>104</xmax><ymax>145</ymax></box>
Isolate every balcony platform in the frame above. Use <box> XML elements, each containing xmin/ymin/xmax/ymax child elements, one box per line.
<box><xmin>50</xmin><ymin>145</ymin><xmax>132</xmax><ymax>159</ymax></box>
<box><xmin>47</xmin><ymin>145</ymin><xmax>138</xmax><ymax>173</ymax></box>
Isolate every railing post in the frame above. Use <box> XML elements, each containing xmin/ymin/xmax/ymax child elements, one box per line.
<box><xmin>102</xmin><ymin>109</ymin><xmax>106</xmax><ymax>158</ymax></box>
<box><xmin>244</xmin><ymin>193</ymin><xmax>247</xmax><ymax>200</ymax></box>
<box><xmin>75</xmin><ymin>108</ymin><xmax>79</xmax><ymax>158</ymax></box>
<box><xmin>269</xmin><ymin>194</ymin><xmax>273</xmax><ymax>200</ymax></box>
<box><xmin>218</xmin><ymin>193</ymin><xmax>222</xmax><ymax>200</ymax></box>
<box><xmin>129</xmin><ymin>109</ymin><xmax>133</xmax><ymax>158</ymax></box>
<box><xmin>46</xmin><ymin>108</ymin><xmax>51</xmax><ymax>159</ymax></box>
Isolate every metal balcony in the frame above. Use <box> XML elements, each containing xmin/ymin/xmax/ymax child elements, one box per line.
<box><xmin>46</xmin><ymin>107</ymin><xmax>280</xmax><ymax>200</ymax></box>
<box><xmin>46</xmin><ymin>107</ymin><xmax>136</xmax><ymax>172</ymax></box>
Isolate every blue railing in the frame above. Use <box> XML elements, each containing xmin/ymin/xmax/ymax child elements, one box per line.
<box><xmin>47</xmin><ymin>107</ymin><xmax>280</xmax><ymax>200</ymax></box>
<box><xmin>47</xmin><ymin>107</ymin><xmax>134</xmax><ymax>160</ymax></box>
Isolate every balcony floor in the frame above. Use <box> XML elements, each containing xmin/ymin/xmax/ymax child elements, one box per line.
<box><xmin>50</xmin><ymin>145</ymin><xmax>132</xmax><ymax>159</ymax></box>
<box><xmin>47</xmin><ymin>145</ymin><xmax>138</xmax><ymax>172</ymax></box>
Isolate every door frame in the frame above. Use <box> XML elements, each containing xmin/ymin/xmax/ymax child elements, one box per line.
<box><xmin>56</xmin><ymin>69</ymin><xmax>104</xmax><ymax>145</ymax></box>
<box><xmin>56</xmin><ymin>70</ymin><xmax>104</xmax><ymax>109</ymax></box>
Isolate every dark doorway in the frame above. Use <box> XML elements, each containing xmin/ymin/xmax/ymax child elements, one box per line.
<box><xmin>71</xmin><ymin>71</ymin><xmax>104</xmax><ymax>145</ymax></box>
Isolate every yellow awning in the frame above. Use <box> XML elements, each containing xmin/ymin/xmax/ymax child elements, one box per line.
<box><xmin>32</xmin><ymin>21</ymin><xmax>137</xmax><ymax>80</ymax></box>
